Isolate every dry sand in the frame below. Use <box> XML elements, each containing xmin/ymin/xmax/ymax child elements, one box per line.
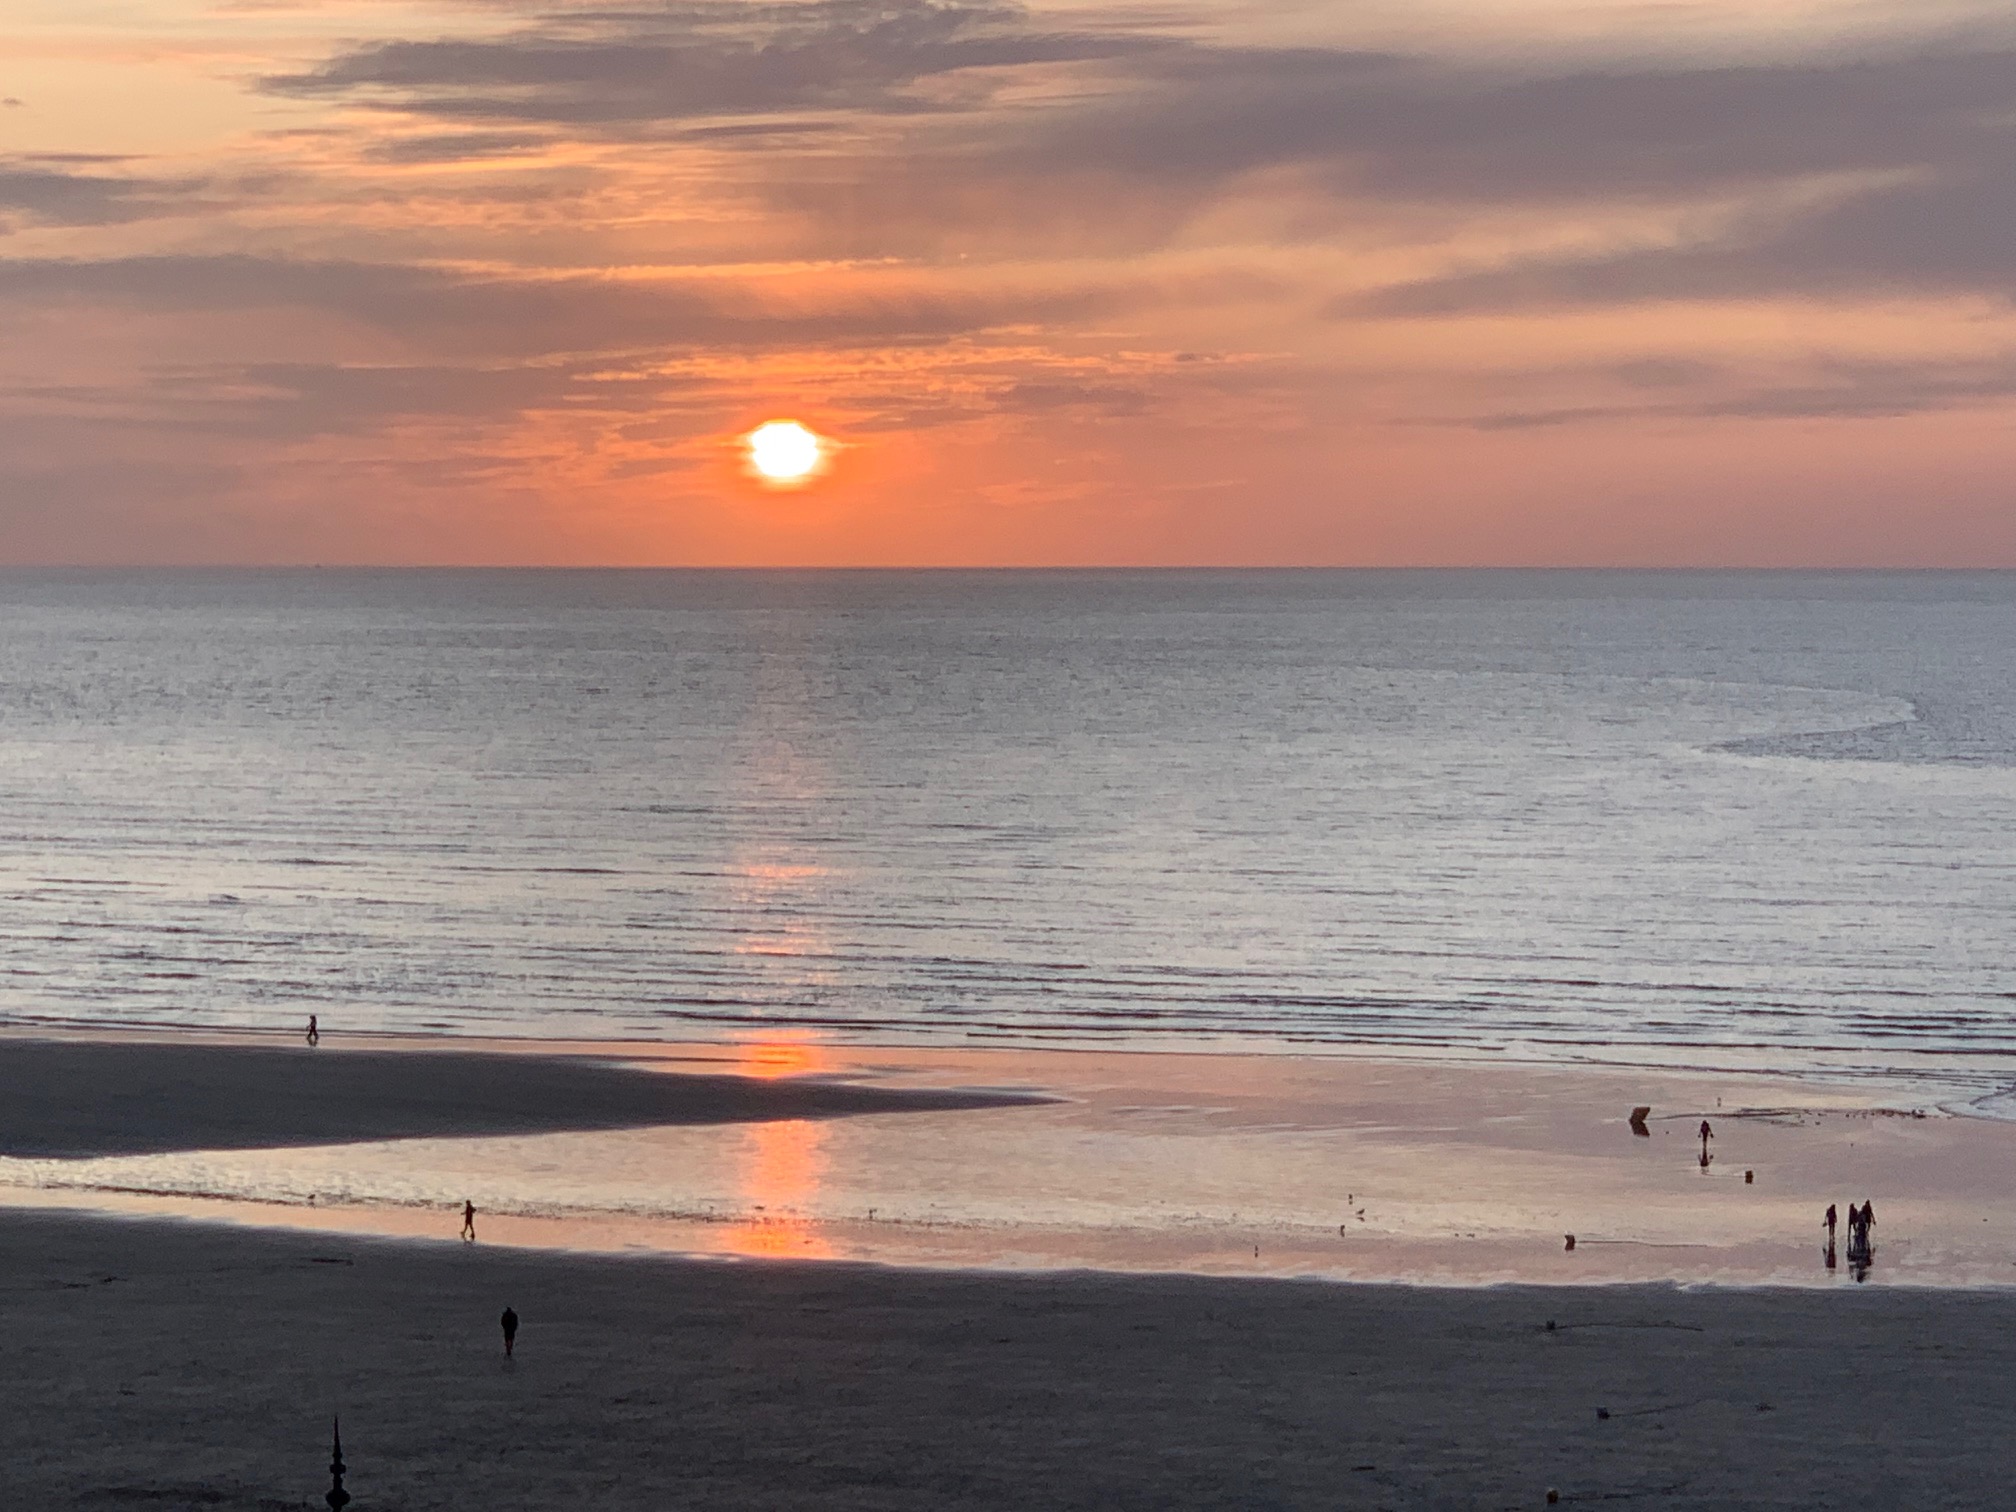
<box><xmin>8</xmin><ymin>1206</ymin><xmax>2016</xmax><ymax>1511</ymax></box>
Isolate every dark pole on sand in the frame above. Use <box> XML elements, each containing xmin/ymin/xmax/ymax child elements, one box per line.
<box><xmin>326</xmin><ymin>1417</ymin><xmax>351</xmax><ymax>1510</ymax></box>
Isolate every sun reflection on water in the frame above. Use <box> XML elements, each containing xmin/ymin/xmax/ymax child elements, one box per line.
<box><xmin>721</xmin><ymin>1037</ymin><xmax>834</xmax><ymax>1258</ymax></box>
<box><xmin>738</xmin><ymin>1039</ymin><xmax>826</xmax><ymax>1080</ymax></box>
<box><xmin>723</xmin><ymin>1117</ymin><xmax>833</xmax><ymax>1258</ymax></box>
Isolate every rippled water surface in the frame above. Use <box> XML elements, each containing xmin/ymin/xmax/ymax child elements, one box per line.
<box><xmin>3</xmin><ymin>569</ymin><xmax>2013</xmax><ymax>1090</ymax></box>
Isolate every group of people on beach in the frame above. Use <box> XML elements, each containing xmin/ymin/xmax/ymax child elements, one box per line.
<box><xmin>1824</xmin><ymin>1200</ymin><xmax>1876</xmax><ymax>1270</ymax></box>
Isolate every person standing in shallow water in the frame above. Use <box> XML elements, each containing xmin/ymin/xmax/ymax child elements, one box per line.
<box><xmin>461</xmin><ymin>1200</ymin><xmax>476</xmax><ymax>1242</ymax></box>
<box><xmin>306</xmin><ymin>1014</ymin><xmax>319</xmax><ymax>1047</ymax></box>
<box><xmin>1825</xmin><ymin>1204</ymin><xmax>1838</xmax><ymax>1240</ymax></box>
<box><xmin>501</xmin><ymin>1306</ymin><xmax>518</xmax><ymax>1358</ymax></box>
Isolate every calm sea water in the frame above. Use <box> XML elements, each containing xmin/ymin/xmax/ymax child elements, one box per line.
<box><xmin>3</xmin><ymin>570</ymin><xmax>2013</xmax><ymax>1097</ymax></box>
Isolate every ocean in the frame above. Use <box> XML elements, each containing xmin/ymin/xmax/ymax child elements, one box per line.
<box><xmin>3</xmin><ymin>569</ymin><xmax>2013</xmax><ymax>1099</ymax></box>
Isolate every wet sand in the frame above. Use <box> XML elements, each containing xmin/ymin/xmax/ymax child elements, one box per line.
<box><xmin>0</xmin><ymin>1037</ymin><xmax>1043</xmax><ymax>1157</ymax></box>
<box><xmin>4</xmin><ymin>1033</ymin><xmax>2014</xmax><ymax>1286</ymax></box>
<box><xmin>8</xmin><ymin>1205</ymin><xmax>2016</xmax><ymax>1510</ymax></box>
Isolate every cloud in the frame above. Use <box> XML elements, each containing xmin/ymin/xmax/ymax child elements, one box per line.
<box><xmin>1019</xmin><ymin>45</ymin><xmax>2016</xmax><ymax>201</ymax></box>
<box><xmin>1445</xmin><ymin>353</ymin><xmax>2016</xmax><ymax>428</ymax></box>
<box><xmin>995</xmin><ymin>378</ymin><xmax>1148</xmax><ymax>415</ymax></box>
<box><xmin>264</xmin><ymin>0</ymin><xmax>1155</xmax><ymax>128</ymax></box>
<box><xmin>0</xmin><ymin>161</ymin><xmax>207</xmax><ymax>230</ymax></box>
<box><xmin>0</xmin><ymin>254</ymin><xmax>1129</xmax><ymax>359</ymax></box>
<box><xmin>360</xmin><ymin>130</ymin><xmax>555</xmax><ymax>163</ymax></box>
<box><xmin>1362</xmin><ymin>144</ymin><xmax>2016</xmax><ymax>313</ymax></box>
<box><xmin>256</xmin><ymin>0</ymin><xmax>2016</xmax><ymax>300</ymax></box>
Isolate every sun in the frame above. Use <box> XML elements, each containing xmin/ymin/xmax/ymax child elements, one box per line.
<box><xmin>743</xmin><ymin>420</ymin><xmax>828</xmax><ymax>486</ymax></box>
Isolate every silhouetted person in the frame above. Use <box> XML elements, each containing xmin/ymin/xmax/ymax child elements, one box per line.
<box><xmin>501</xmin><ymin>1306</ymin><xmax>518</xmax><ymax>1358</ymax></box>
<box><xmin>461</xmin><ymin>1200</ymin><xmax>476</xmax><ymax>1242</ymax></box>
<box><xmin>306</xmin><ymin>1014</ymin><xmax>319</xmax><ymax>1047</ymax></box>
<box><xmin>1825</xmin><ymin>1203</ymin><xmax>1837</xmax><ymax>1240</ymax></box>
<box><xmin>1698</xmin><ymin>1119</ymin><xmax>1713</xmax><ymax>1155</ymax></box>
<box><xmin>1846</xmin><ymin>1202</ymin><xmax>1873</xmax><ymax>1265</ymax></box>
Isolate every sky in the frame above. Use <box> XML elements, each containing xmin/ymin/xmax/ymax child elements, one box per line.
<box><xmin>5</xmin><ymin>0</ymin><xmax>2016</xmax><ymax>565</ymax></box>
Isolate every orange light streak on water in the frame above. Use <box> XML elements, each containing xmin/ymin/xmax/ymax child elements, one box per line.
<box><xmin>736</xmin><ymin>1038</ymin><xmax>826</xmax><ymax>1081</ymax></box>
<box><xmin>722</xmin><ymin>1117</ymin><xmax>833</xmax><ymax>1259</ymax></box>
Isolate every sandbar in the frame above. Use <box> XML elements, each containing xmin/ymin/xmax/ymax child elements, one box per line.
<box><xmin>0</xmin><ymin>1037</ymin><xmax>1043</xmax><ymax>1157</ymax></box>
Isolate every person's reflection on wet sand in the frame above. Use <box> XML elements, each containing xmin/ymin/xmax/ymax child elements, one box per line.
<box><xmin>1845</xmin><ymin>1200</ymin><xmax>1874</xmax><ymax>1280</ymax></box>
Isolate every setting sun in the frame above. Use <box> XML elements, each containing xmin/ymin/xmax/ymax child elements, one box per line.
<box><xmin>744</xmin><ymin>420</ymin><xmax>828</xmax><ymax>486</ymax></box>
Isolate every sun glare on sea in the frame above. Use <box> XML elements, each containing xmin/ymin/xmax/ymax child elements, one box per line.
<box><xmin>743</xmin><ymin>419</ymin><xmax>828</xmax><ymax>486</ymax></box>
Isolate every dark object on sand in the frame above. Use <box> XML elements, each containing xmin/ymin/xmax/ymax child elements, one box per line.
<box><xmin>1564</xmin><ymin>1234</ymin><xmax>1576</xmax><ymax>1251</ymax></box>
<box><xmin>325</xmin><ymin>1418</ymin><xmax>349</xmax><ymax>1510</ymax></box>
<box><xmin>1845</xmin><ymin>1201</ymin><xmax>1876</xmax><ymax>1274</ymax></box>
<box><xmin>501</xmin><ymin>1305</ymin><xmax>519</xmax><ymax>1358</ymax></box>
<box><xmin>461</xmin><ymin>1200</ymin><xmax>476</xmax><ymax>1242</ymax></box>
<box><xmin>1745</xmin><ymin>1170</ymin><xmax>1754</xmax><ymax>1184</ymax></box>
<box><xmin>1628</xmin><ymin>1106</ymin><xmax>1651</xmax><ymax>1135</ymax></box>
<box><xmin>306</xmin><ymin>1015</ymin><xmax>319</xmax><ymax>1048</ymax></box>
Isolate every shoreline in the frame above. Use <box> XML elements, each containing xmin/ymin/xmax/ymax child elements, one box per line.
<box><xmin>7</xmin><ymin>1017</ymin><xmax>2006</xmax><ymax>1115</ymax></box>
<box><xmin>3</xmin><ymin>1031</ymin><xmax>2012</xmax><ymax>1289</ymax></box>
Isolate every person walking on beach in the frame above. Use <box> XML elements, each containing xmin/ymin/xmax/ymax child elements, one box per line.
<box><xmin>500</xmin><ymin>1306</ymin><xmax>518</xmax><ymax>1358</ymax></box>
<box><xmin>1846</xmin><ymin>1202</ymin><xmax>1871</xmax><ymax>1260</ymax></box>
<box><xmin>461</xmin><ymin>1199</ymin><xmax>476</xmax><ymax>1242</ymax></box>
<box><xmin>1825</xmin><ymin>1204</ymin><xmax>1838</xmax><ymax>1240</ymax></box>
<box><xmin>306</xmin><ymin>1014</ymin><xmax>319</xmax><ymax>1047</ymax></box>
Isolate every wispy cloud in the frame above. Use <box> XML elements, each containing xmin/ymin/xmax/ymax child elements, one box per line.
<box><xmin>0</xmin><ymin>253</ymin><xmax>1136</xmax><ymax>357</ymax></box>
<box><xmin>0</xmin><ymin>160</ymin><xmax>208</xmax><ymax>230</ymax></box>
<box><xmin>264</xmin><ymin>0</ymin><xmax>1157</xmax><ymax>128</ymax></box>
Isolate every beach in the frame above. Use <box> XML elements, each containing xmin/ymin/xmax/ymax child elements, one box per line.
<box><xmin>6</xmin><ymin>1035</ymin><xmax>2016</xmax><ymax>1508</ymax></box>
<box><xmin>3</xmin><ymin>1032</ymin><xmax>2010</xmax><ymax>1286</ymax></box>
<box><xmin>11</xmin><ymin>1205</ymin><xmax>2016</xmax><ymax>1510</ymax></box>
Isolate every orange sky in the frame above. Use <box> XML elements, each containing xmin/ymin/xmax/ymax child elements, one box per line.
<box><xmin>4</xmin><ymin>0</ymin><xmax>2016</xmax><ymax>565</ymax></box>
